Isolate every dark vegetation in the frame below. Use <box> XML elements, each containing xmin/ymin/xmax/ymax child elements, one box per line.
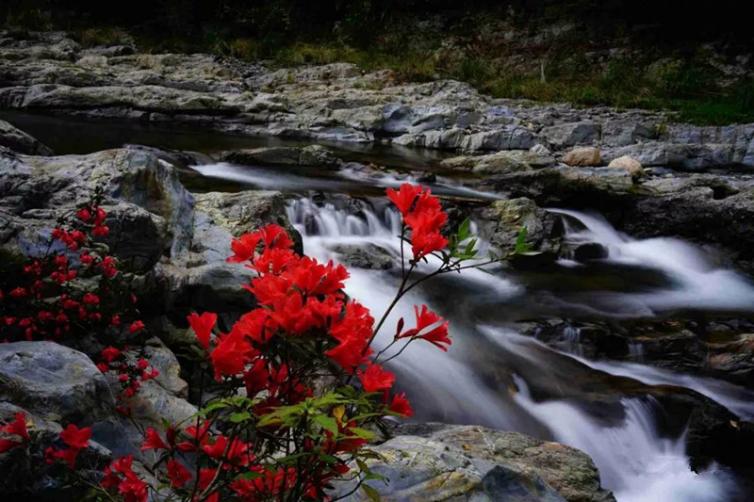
<box><xmin>2</xmin><ymin>1</ymin><xmax>754</xmax><ymax>124</ymax></box>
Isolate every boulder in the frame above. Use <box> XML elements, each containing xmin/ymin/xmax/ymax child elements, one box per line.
<box><xmin>607</xmin><ymin>155</ymin><xmax>643</xmax><ymax>178</ymax></box>
<box><xmin>442</xmin><ymin>150</ymin><xmax>555</xmax><ymax>174</ymax></box>
<box><xmin>330</xmin><ymin>243</ymin><xmax>395</xmax><ymax>270</ymax></box>
<box><xmin>333</xmin><ymin>423</ymin><xmax>614</xmax><ymax>501</ymax></box>
<box><xmin>0</xmin><ymin>146</ymin><xmax>195</xmax><ymax>271</ymax></box>
<box><xmin>0</xmin><ymin>341</ymin><xmax>115</xmax><ymax>423</ymax></box>
<box><xmin>0</xmin><ymin>119</ymin><xmax>53</xmax><ymax>155</ymax></box>
<box><xmin>219</xmin><ymin>145</ymin><xmax>342</xmax><ymax>169</ymax></box>
<box><xmin>476</xmin><ymin>198</ymin><xmax>562</xmax><ymax>255</ymax></box>
<box><xmin>156</xmin><ymin>190</ymin><xmax>300</xmax><ymax>318</ymax></box>
<box><xmin>541</xmin><ymin>121</ymin><xmax>601</xmax><ymax>148</ymax></box>
<box><xmin>563</xmin><ymin>147</ymin><xmax>602</xmax><ymax>167</ymax></box>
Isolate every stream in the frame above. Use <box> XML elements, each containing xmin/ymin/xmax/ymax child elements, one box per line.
<box><xmin>4</xmin><ymin>111</ymin><xmax>754</xmax><ymax>502</ymax></box>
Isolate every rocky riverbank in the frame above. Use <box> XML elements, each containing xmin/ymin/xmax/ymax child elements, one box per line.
<box><xmin>0</xmin><ymin>124</ymin><xmax>619</xmax><ymax>500</ymax></box>
<box><xmin>3</xmin><ymin>29</ymin><xmax>754</xmax><ymax>500</ymax></box>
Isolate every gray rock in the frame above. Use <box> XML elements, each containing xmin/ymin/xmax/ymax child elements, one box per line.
<box><xmin>330</xmin><ymin>243</ymin><xmax>395</xmax><ymax>270</ymax></box>
<box><xmin>333</xmin><ymin>423</ymin><xmax>614</xmax><ymax>502</ymax></box>
<box><xmin>156</xmin><ymin>190</ymin><xmax>300</xmax><ymax>316</ymax></box>
<box><xmin>0</xmin><ymin>119</ymin><xmax>53</xmax><ymax>155</ymax></box>
<box><xmin>541</xmin><ymin>121</ymin><xmax>601</xmax><ymax>148</ymax></box>
<box><xmin>476</xmin><ymin>197</ymin><xmax>562</xmax><ymax>255</ymax></box>
<box><xmin>220</xmin><ymin>145</ymin><xmax>341</xmax><ymax>168</ymax></box>
<box><xmin>0</xmin><ymin>341</ymin><xmax>115</xmax><ymax>423</ymax></box>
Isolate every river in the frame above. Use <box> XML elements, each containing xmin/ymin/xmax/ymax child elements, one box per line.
<box><xmin>4</xmin><ymin>110</ymin><xmax>754</xmax><ymax>502</ymax></box>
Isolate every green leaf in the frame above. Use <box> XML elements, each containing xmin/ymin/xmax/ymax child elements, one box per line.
<box><xmin>313</xmin><ymin>414</ymin><xmax>339</xmax><ymax>434</ymax></box>
<box><xmin>229</xmin><ymin>411</ymin><xmax>251</xmax><ymax>423</ymax></box>
<box><xmin>348</xmin><ymin>427</ymin><xmax>376</xmax><ymax>440</ymax></box>
<box><xmin>361</xmin><ymin>484</ymin><xmax>382</xmax><ymax>502</ymax></box>
<box><xmin>457</xmin><ymin>218</ymin><xmax>471</xmax><ymax>241</ymax></box>
<box><xmin>514</xmin><ymin>226</ymin><xmax>531</xmax><ymax>254</ymax></box>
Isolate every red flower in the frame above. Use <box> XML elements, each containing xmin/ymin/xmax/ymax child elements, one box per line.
<box><xmin>60</xmin><ymin>424</ymin><xmax>91</xmax><ymax>449</ymax></box>
<box><xmin>398</xmin><ymin>305</ymin><xmax>451</xmax><ymax>351</ymax></box>
<box><xmin>387</xmin><ymin>183</ymin><xmax>422</xmax><ymax>216</ymax></box>
<box><xmin>0</xmin><ymin>438</ymin><xmax>23</xmax><ymax>453</ymax></box>
<box><xmin>357</xmin><ymin>363</ymin><xmax>395</xmax><ymax>393</ymax></box>
<box><xmin>9</xmin><ymin>287</ymin><xmax>27</xmax><ymax>299</ymax></box>
<box><xmin>389</xmin><ymin>393</ymin><xmax>414</xmax><ymax>417</ymax></box>
<box><xmin>187</xmin><ymin>311</ymin><xmax>217</xmax><ymax>350</ymax></box>
<box><xmin>129</xmin><ymin>320</ymin><xmax>145</xmax><ymax>334</ymax></box>
<box><xmin>101</xmin><ymin>346</ymin><xmax>121</xmax><ymax>363</ymax></box>
<box><xmin>83</xmin><ymin>292</ymin><xmax>100</xmax><ymax>305</ymax></box>
<box><xmin>93</xmin><ymin>225</ymin><xmax>110</xmax><ymax>237</ymax></box>
<box><xmin>259</xmin><ymin>224</ymin><xmax>294</xmax><ymax>250</ymax></box>
<box><xmin>45</xmin><ymin>445</ymin><xmax>80</xmax><ymax>469</ymax></box>
<box><xmin>0</xmin><ymin>412</ymin><xmax>29</xmax><ymax>440</ymax></box>
<box><xmin>140</xmin><ymin>427</ymin><xmax>168</xmax><ymax>451</ymax></box>
<box><xmin>166</xmin><ymin>459</ymin><xmax>192</xmax><ymax>488</ymax></box>
<box><xmin>210</xmin><ymin>329</ymin><xmax>254</xmax><ymax>379</ymax></box>
<box><xmin>76</xmin><ymin>207</ymin><xmax>92</xmax><ymax>222</ymax></box>
<box><xmin>227</xmin><ymin>232</ymin><xmax>261</xmax><ymax>263</ymax></box>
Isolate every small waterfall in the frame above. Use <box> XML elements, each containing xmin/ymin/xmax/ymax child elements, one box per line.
<box><xmin>287</xmin><ymin>195</ymin><xmax>745</xmax><ymax>501</ymax></box>
<box><xmin>511</xmin><ymin>375</ymin><xmax>740</xmax><ymax>502</ymax></box>
<box><xmin>549</xmin><ymin>208</ymin><xmax>754</xmax><ymax>313</ymax></box>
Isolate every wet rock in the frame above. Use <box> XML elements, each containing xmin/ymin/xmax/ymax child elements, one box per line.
<box><xmin>563</xmin><ymin>147</ymin><xmax>602</xmax><ymax>167</ymax></box>
<box><xmin>330</xmin><ymin>243</ymin><xmax>395</xmax><ymax>270</ymax></box>
<box><xmin>0</xmin><ymin>341</ymin><xmax>115</xmax><ymax>423</ymax></box>
<box><xmin>333</xmin><ymin>423</ymin><xmax>614</xmax><ymax>501</ymax></box>
<box><xmin>219</xmin><ymin>144</ymin><xmax>341</xmax><ymax>169</ymax></box>
<box><xmin>0</xmin><ymin>119</ymin><xmax>53</xmax><ymax>155</ymax></box>
<box><xmin>573</xmin><ymin>243</ymin><xmax>609</xmax><ymax>262</ymax></box>
<box><xmin>476</xmin><ymin>197</ymin><xmax>562</xmax><ymax>255</ymax></box>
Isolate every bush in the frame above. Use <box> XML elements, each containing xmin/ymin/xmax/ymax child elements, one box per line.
<box><xmin>2</xmin><ymin>184</ymin><xmax>493</xmax><ymax>501</ymax></box>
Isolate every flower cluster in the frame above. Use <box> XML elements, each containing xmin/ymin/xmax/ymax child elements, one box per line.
<box><xmin>45</xmin><ymin>424</ymin><xmax>92</xmax><ymax>469</ymax></box>
<box><xmin>8</xmin><ymin>185</ymin><xmax>484</xmax><ymax>502</ymax></box>
<box><xmin>0</xmin><ymin>197</ymin><xmax>153</xmax><ymax>408</ymax></box>
<box><xmin>387</xmin><ymin>184</ymin><xmax>448</xmax><ymax>260</ymax></box>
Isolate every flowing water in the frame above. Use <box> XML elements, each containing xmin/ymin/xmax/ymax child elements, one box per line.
<box><xmin>284</xmin><ymin>196</ymin><xmax>754</xmax><ymax>502</ymax></box>
<box><xmin>5</xmin><ymin>111</ymin><xmax>754</xmax><ymax>501</ymax></box>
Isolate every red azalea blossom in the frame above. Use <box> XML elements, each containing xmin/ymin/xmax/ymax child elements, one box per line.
<box><xmin>389</xmin><ymin>392</ymin><xmax>414</xmax><ymax>417</ymax></box>
<box><xmin>187</xmin><ymin>311</ymin><xmax>217</xmax><ymax>350</ymax></box>
<box><xmin>129</xmin><ymin>320</ymin><xmax>145</xmax><ymax>334</ymax></box>
<box><xmin>357</xmin><ymin>363</ymin><xmax>395</xmax><ymax>393</ymax></box>
<box><xmin>140</xmin><ymin>427</ymin><xmax>168</xmax><ymax>451</ymax></box>
<box><xmin>0</xmin><ymin>412</ymin><xmax>29</xmax><ymax>440</ymax></box>
<box><xmin>166</xmin><ymin>459</ymin><xmax>192</xmax><ymax>488</ymax></box>
<box><xmin>60</xmin><ymin>424</ymin><xmax>92</xmax><ymax>449</ymax></box>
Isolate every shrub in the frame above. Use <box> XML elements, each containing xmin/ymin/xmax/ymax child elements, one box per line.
<box><xmin>4</xmin><ymin>184</ymin><xmax>493</xmax><ymax>501</ymax></box>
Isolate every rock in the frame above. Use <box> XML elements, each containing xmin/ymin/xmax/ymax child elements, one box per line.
<box><xmin>332</xmin><ymin>423</ymin><xmax>614</xmax><ymax>501</ymax></box>
<box><xmin>219</xmin><ymin>145</ymin><xmax>341</xmax><ymax>169</ymax></box>
<box><xmin>0</xmin><ymin>146</ymin><xmax>194</xmax><ymax>271</ymax></box>
<box><xmin>330</xmin><ymin>243</ymin><xmax>394</xmax><ymax>270</ymax></box>
<box><xmin>541</xmin><ymin>121</ymin><xmax>601</xmax><ymax>148</ymax></box>
<box><xmin>156</xmin><ymin>190</ymin><xmax>300</xmax><ymax>318</ymax></box>
<box><xmin>607</xmin><ymin>155</ymin><xmax>643</xmax><ymax>178</ymax></box>
<box><xmin>573</xmin><ymin>243</ymin><xmax>609</xmax><ymax>262</ymax></box>
<box><xmin>476</xmin><ymin>198</ymin><xmax>562</xmax><ymax>255</ymax></box>
<box><xmin>0</xmin><ymin>402</ymin><xmax>112</xmax><ymax>499</ymax></box>
<box><xmin>0</xmin><ymin>341</ymin><xmax>115</xmax><ymax>423</ymax></box>
<box><xmin>1</xmin><ymin>31</ymin><xmax>753</xmax><ymax>168</ymax></box>
<box><xmin>482</xmin><ymin>465</ymin><xmax>565</xmax><ymax>502</ymax></box>
<box><xmin>563</xmin><ymin>147</ymin><xmax>602</xmax><ymax>167</ymax></box>
<box><xmin>0</xmin><ymin>119</ymin><xmax>53</xmax><ymax>155</ymax></box>
<box><xmin>442</xmin><ymin>150</ymin><xmax>555</xmax><ymax>174</ymax></box>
